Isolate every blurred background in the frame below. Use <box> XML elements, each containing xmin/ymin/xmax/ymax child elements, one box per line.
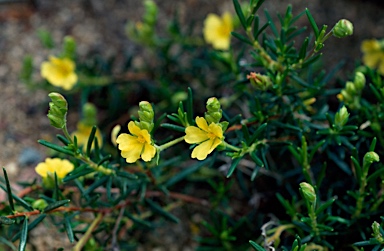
<box><xmin>0</xmin><ymin>0</ymin><xmax>383</xmax><ymax>249</ymax></box>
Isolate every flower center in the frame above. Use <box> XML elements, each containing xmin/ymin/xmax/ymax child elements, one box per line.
<box><xmin>137</xmin><ymin>135</ymin><xmax>147</xmax><ymax>144</ymax></box>
<box><xmin>207</xmin><ymin>132</ymin><xmax>217</xmax><ymax>140</ymax></box>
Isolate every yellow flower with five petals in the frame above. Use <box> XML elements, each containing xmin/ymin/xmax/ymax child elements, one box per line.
<box><xmin>361</xmin><ymin>39</ymin><xmax>384</xmax><ymax>75</ymax></box>
<box><xmin>185</xmin><ymin>117</ymin><xmax>224</xmax><ymax>160</ymax></box>
<box><xmin>35</xmin><ymin>158</ymin><xmax>74</xmax><ymax>179</ymax></box>
<box><xmin>41</xmin><ymin>56</ymin><xmax>78</xmax><ymax>90</ymax></box>
<box><xmin>116</xmin><ymin>121</ymin><xmax>156</xmax><ymax>163</ymax></box>
<box><xmin>203</xmin><ymin>12</ymin><xmax>233</xmax><ymax>50</ymax></box>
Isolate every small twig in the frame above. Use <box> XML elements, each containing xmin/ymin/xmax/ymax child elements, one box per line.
<box><xmin>73</xmin><ymin>213</ymin><xmax>104</xmax><ymax>251</ymax></box>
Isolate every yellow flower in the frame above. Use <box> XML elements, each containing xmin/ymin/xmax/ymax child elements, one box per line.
<box><xmin>203</xmin><ymin>12</ymin><xmax>233</xmax><ymax>50</ymax></box>
<box><xmin>116</xmin><ymin>121</ymin><xmax>156</xmax><ymax>163</ymax></box>
<box><xmin>361</xmin><ymin>39</ymin><xmax>384</xmax><ymax>75</ymax></box>
<box><xmin>72</xmin><ymin>122</ymin><xmax>103</xmax><ymax>150</ymax></box>
<box><xmin>35</xmin><ymin>158</ymin><xmax>74</xmax><ymax>179</ymax></box>
<box><xmin>41</xmin><ymin>56</ymin><xmax>78</xmax><ymax>90</ymax></box>
<box><xmin>185</xmin><ymin>117</ymin><xmax>224</xmax><ymax>160</ymax></box>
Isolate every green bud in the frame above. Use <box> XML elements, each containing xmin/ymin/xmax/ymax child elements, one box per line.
<box><xmin>300</xmin><ymin>182</ymin><xmax>316</xmax><ymax>204</ymax></box>
<box><xmin>62</xmin><ymin>36</ymin><xmax>76</xmax><ymax>59</ymax></box>
<box><xmin>32</xmin><ymin>199</ymin><xmax>49</xmax><ymax>211</ymax></box>
<box><xmin>137</xmin><ymin>101</ymin><xmax>154</xmax><ymax>132</ymax></box>
<box><xmin>205</xmin><ymin>97</ymin><xmax>222</xmax><ymax>124</ymax></box>
<box><xmin>334</xmin><ymin>106</ymin><xmax>349</xmax><ymax>128</ymax></box>
<box><xmin>354</xmin><ymin>72</ymin><xmax>366</xmax><ymax>90</ymax></box>
<box><xmin>332</xmin><ymin>19</ymin><xmax>353</xmax><ymax>38</ymax></box>
<box><xmin>247</xmin><ymin>72</ymin><xmax>272</xmax><ymax>90</ymax></box>
<box><xmin>82</xmin><ymin>103</ymin><xmax>97</xmax><ymax>126</ymax></box>
<box><xmin>363</xmin><ymin>151</ymin><xmax>380</xmax><ymax>168</ymax></box>
<box><xmin>47</xmin><ymin>92</ymin><xmax>68</xmax><ymax>129</ymax></box>
<box><xmin>372</xmin><ymin>221</ymin><xmax>384</xmax><ymax>243</ymax></box>
<box><xmin>143</xmin><ymin>0</ymin><xmax>158</xmax><ymax>26</ymax></box>
<box><xmin>345</xmin><ymin>81</ymin><xmax>356</xmax><ymax>95</ymax></box>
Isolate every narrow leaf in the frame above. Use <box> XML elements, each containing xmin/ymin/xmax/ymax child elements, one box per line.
<box><xmin>43</xmin><ymin>199</ymin><xmax>70</xmax><ymax>213</ymax></box>
<box><xmin>18</xmin><ymin>217</ymin><xmax>28</xmax><ymax>251</ymax></box>
<box><xmin>3</xmin><ymin>168</ymin><xmax>15</xmax><ymax>211</ymax></box>
<box><xmin>145</xmin><ymin>199</ymin><xmax>179</xmax><ymax>223</ymax></box>
<box><xmin>226</xmin><ymin>157</ymin><xmax>243</xmax><ymax>178</ymax></box>
<box><xmin>249</xmin><ymin>240</ymin><xmax>266</xmax><ymax>251</ymax></box>
<box><xmin>38</xmin><ymin>140</ymin><xmax>74</xmax><ymax>156</ymax></box>
<box><xmin>305</xmin><ymin>8</ymin><xmax>319</xmax><ymax>38</ymax></box>
<box><xmin>86</xmin><ymin>126</ymin><xmax>97</xmax><ymax>157</ymax></box>
<box><xmin>233</xmin><ymin>0</ymin><xmax>247</xmax><ymax>30</ymax></box>
<box><xmin>231</xmin><ymin>32</ymin><xmax>253</xmax><ymax>45</ymax></box>
<box><xmin>64</xmin><ymin>216</ymin><xmax>74</xmax><ymax>243</ymax></box>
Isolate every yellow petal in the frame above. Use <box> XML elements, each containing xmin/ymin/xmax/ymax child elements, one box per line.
<box><xmin>121</xmin><ymin>143</ymin><xmax>143</xmax><ymax>163</ymax></box>
<box><xmin>117</xmin><ymin>134</ymin><xmax>139</xmax><ymax>151</ymax></box>
<box><xmin>191</xmin><ymin>138</ymin><xmax>222</xmax><ymax>160</ymax></box>
<box><xmin>141</xmin><ymin>143</ymin><xmax>156</xmax><ymax>162</ymax></box>
<box><xmin>185</xmin><ymin>126</ymin><xmax>209</xmax><ymax>144</ymax></box>
<box><xmin>35</xmin><ymin>163</ymin><xmax>49</xmax><ymax>178</ymax></box>
<box><xmin>363</xmin><ymin>53</ymin><xmax>380</xmax><ymax>68</ymax></box>
<box><xmin>361</xmin><ymin>39</ymin><xmax>380</xmax><ymax>53</ymax></box>
<box><xmin>195</xmin><ymin>117</ymin><xmax>209</xmax><ymax>132</ymax></box>
<box><xmin>203</xmin><ymin>14</ymin><xmax>222</xmax><ymax>44</ymax></box>
<box><xmin>208</xmin><ymin>123</ymin><xmax>223</xmax><ymax>138</ymax></box>
<box><xmin>140</xmin><ymin>129</ymin><xmax>152</xmax><ymax>144</ymax></box>
<box><xmin>54</xmin><ymin>159</ymin><xmax>75</xmax><ymax>178</ymax></box>
<box><xmin>128</xmin><ymin>121</ymin><xmax>141</xmax><ymax>136</ymax></box>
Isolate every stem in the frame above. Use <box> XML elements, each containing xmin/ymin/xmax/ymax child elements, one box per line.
<box><xmin>156</xmin><ymin>136</ymin><xmax>185</xmax><ymax>151</ymax></box>
<box><xmin>353</xmin><ymin>158</ymin><xmax>373</xmax><ymax>219</ymax></box>
<box><xmin>73</xmin><ymin>213</ymin><xmax>104</xmax><ymax>251</ymax></box>
<box><xmin>224</xmin><ymin>142</ymin><xmax>241</xmax><ymax>152</ymax></box>
<box><xmin>309</xmin><ymin>204</ymin><xmax>320</xmax><ymax>238</ymax></box>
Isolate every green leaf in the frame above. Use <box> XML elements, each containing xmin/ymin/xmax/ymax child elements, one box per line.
<box><xmin>160</xmin><ymin>123</ymin><xmax>186</xmax><ymax>133</ymax></box>
<box><xmin>64</xmin><ymin>216</ymin><xmax>74</xmax><ymax>243</ymax></box>
<box><xmin>255</xmin><ymin>21</ymin><xmax>270</xmax><ymax>40</ymax></box>
<box><xmin>315</xmin><ymin>197</ymin><xmax>336</xmax><ymax>214</ymax></box>
<box><xmin>233</xmin><ymin>0</ymin><xmax>247</xmax><ymax>30</ymax></box>
<box><xmin>3</xmin><ymin>168</ymin><xmax>15</xmax><ymax>212</ymax></box>
<box><xmin>12</xmin><ymin>214</ymin><xmax>46</xmax><ymax>242</ymax></box>
<box><xmin>0</xmin><ymin>184</ymin><xmax>33</xmax><ymax>212</ymax></box>
<box><xmin>305</xmin><ymin>8</ymin><xmax>319</xmax><ymax>38</ymax></box>
<box><xmin>38</xmin><ymin>140</ymin><xmax>75</xmax><ymax>156</ymax></box>
<box><xmin>0</xmin><ymin>216</ymin><xmax>15</xmax><ymax>225</ymax></box>
<box><xmin>299</xmin><ymin>37</ymin><xmax>309</xmax><ymax>59</ymax></box>
<box><xmin>126</xmin><ymin>212</ymin><xmax>152</xmax><ymax>228</ymax></box>
<box><xmin>226</xmin><ymin>157</ymin><xmax>243</xmax><ymax>178</ymax></box>
<box><xmin>164</xmin><ymin>159</ymin><xmax>209</xmax><ymax>187</ymax></box>
<box><xmin>86</xmin><ymin>125</ymin><xmax>97</xmax><ymax>157</ymax></box>
<box><xmin>249</xmin><ymin>240</ymin><xmax>266</xmax><ymax>251</ymax></box>
<box><xmin>43</xmin><ymin>199</ymin><xmax>70</xmax><ymax>213</ymax></box>
<box><xmin>116</xmin><ymin>171</ymin><xmax>138</xmax><ymax>180</ymax></box>
<box><xmin>231</xmin><ymin>32</ymin><xmax>253</xmax><ymax>45</ymax></box>
<box><xmin>18</xmin><ymin>217</ymin><xmax>28</xmax><ymax>251</ymax></box>
<box><xmin>145</xmin><ymin>199</ymin><xmax>179</xmax><ymax>223</ymax></box>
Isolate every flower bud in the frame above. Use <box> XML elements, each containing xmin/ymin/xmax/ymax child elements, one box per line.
<box><xmin>335</xmin><ymin>106</ymin><xmax>349</xmax><ymax>128</ymax></box>
<box><xmin>205</xmin><ymin>97</ymin><xmax>222</xmax><ymax>124</ymax></box>
<box><xmin>62</xmin><ymin>36</ymin><xmax>76</xmax><ymax>59</ymax></box>
<box><xmin>32</xmin><ymin>199</ymin><xmax>49</xmax><ymax>211</ymax></box>
<box><xmin>332</xmin><ymin>19</ymin><xmax>353</xmax><ymax>38</ymax></box>
<box><xmin>345</xmin><ymin>81</ymin><xmax>356</xmax><ymax>95</ymax></box>
<box><xmin>363</xmin><ymin>151</ymin><xmax>380</xmax><ymax>167</ymax></box>
<box><xmin>137</xmin><ymin>101</ymin><xmax>154</xmax><ymax>132</ymax></box>
<box><xmin>82</xmin><ymin>103</ymin><xmax>97</xmax><ymax>126</ymax></box>
<box><xmin>47</xmin><ymin>92</ymin><xmax>68</xmax><ymax>129</ymax></box>
<box><xmin>354</xmin><ymin>72</ymin><xmax>366</xmax><ymax>90</ymax></box>
<box><xmin>372</xmin><ymin>221</ymin><xmax>384</xmax><ymax>242</ymax></box>
<box><xmin>300</xmin><ymin>182</ymin><xmax>316</xmax><ymax>204</ymax></box>
<box><xmin>247</xmin><ymin>72</ymin><xmax>272</xmax><ymax>90</ymax></box>
<box><xmin>143</xmin><ymin>0</ymin><xmax>158</xmax><ymax>26</ymax></box>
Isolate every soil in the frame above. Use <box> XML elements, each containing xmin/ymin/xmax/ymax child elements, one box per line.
<box><xmin>0</xmin><ymin>0</ymin><xmax>383</xmax><ymax>250</ymax></box>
